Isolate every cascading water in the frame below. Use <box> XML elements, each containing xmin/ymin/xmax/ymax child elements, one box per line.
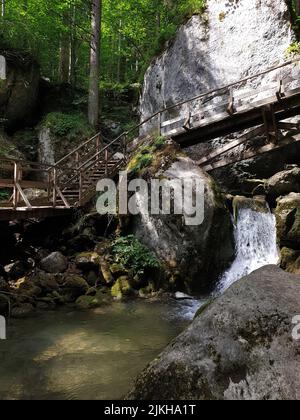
<box><xmin>180</xmin><ymin>199</ymin><xmax>279</xmax><ymax>319</ymax></box>
<box><xmin>216</xmin><ymin>203</ymin><xmax>279</xmax><ymax>295</ymax></box>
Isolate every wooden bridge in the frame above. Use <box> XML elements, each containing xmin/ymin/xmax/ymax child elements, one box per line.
<box><xmin>1</xmin><ymin>57</ymin><xmax>300</xmax><ymax>220</ymax></box>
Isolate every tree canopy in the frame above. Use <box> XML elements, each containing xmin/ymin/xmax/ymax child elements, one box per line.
<box><xmin>0</xmin><ymin>0</ymin><xmax>205</xmax><ymax>88</ymax></box>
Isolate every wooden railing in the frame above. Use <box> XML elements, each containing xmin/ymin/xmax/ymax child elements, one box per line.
<box><xmin>1</xmin><ymin>56</ymin><xmax>300</xmax><ymax>212</ymax></box>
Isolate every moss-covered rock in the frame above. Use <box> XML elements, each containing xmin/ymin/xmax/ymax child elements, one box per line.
<box><xmin>276</xmin><ymin>193</ymin><xmax>300</xmax><ymax>248</ymax></box>
<box><xmin>280</xmin><ymin>247</ymin><xmax>300</xmax><ymax>275</ymax></box>
<box><xmin>111</xmin><ymin>276</ymin><xmax>133</xmax><ymax>300</ymax></box>
<box><xmin>124</xmin><ymin>139</ymin><xmax>234</xmax><ymax>293</ymax></box>
<box><xmin>62</xmin><ymin>275</ymin><xmax>89</xmax><ymax>302</ymax></box>
<box><xmin>76</xmin><ymin>290</ymin><xmax>111</xmax><ymax>309</ymax></box>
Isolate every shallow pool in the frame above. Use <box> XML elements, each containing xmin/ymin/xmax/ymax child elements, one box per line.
<box><xmin>0</xmin><ymin>299</ymin><xmax>199</xmax><ymax>400</ymax></box>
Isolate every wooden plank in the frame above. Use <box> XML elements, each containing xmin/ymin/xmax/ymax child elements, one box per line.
<box><xmin>197</xmin><ymin>125</ymin><xmax>264</xmax><ymax>166</ymax></box>
<box><xmin>19</xmin><ymin>180</ymin><xmax>49</xmax><ymax>190</ymax></box>
<box><xmin>203</xmin><ymin>135</ymin><xmax>300</xmax><ymax>172</ymax></box>
<box><xmin>0</xmin><ymin>179</ymin><xmax>14</xmax><ymax>188</ymax></box>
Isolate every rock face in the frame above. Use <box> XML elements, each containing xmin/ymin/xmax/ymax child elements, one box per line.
<box><xmin>126</xmin><ymin>140</ymin><xmax>234</xmax><ymax>292</ymax></box>
<box><xmin>0</xmin><ymin>50</ymin><xmax>40</xmax><ymax>129</ymax></box>
<box><xmin>140</xmin><ymin>0</ymin><xmax>296</xmax><ymax>133</ymax></box>
<box><xmin>127</xmin><ymin>266</ymin><xmax>300</xmax><ymax>400</ymax></box>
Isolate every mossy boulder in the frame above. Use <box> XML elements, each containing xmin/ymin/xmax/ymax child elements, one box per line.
<box><xmin>125</xmin><ymin>140</ymin><xmax>234</xmax><ymax>293</ymax></box>
<box><xmin>111</xmin><ymin>276</ymin><xmax>134</xmax><ymax>300</ymax></box>
<box><xmin>99</xmin><ymin>256</ymin><xmax>114</xmax><ymax>285</ymax></box>
<box><xmin>76</xmin><ymin>290</ymin><xmax>111</xmax><ymax>309</ymax></box>
<box><xmin>12</xmin><ymin>277</ymin><xmax>42</xmax><ymax>300</ymax></box>
<box><xmin>11</xmin><ymin>303</ymin><xmax>35</xmax><ymax>319</ymax></box>
<box><xmin>62</xmin><ymin>275</ymin><xmax>89</xmax><ymax>302</ymax></box>
<box><xmin>280</xmin><ymin>247</ymin><xmax>300</xmax><ymax>275</ymax></box>
<box><xmin>276</xmin><ymin>193</ymin><xmax>300</xmax><ymax>248</ymax></box>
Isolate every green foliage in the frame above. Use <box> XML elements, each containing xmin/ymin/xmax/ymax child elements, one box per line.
<box><xmin>128</xmin><ymin>136</ymin><xmax>166</xmax><ymax>176</ymax></box>
<box><xmin>111</xmin><ymin>235</ymin><xmax>160</xmax><ymax>276</ymax></box>
<box><xmin>288</xmin><ymin>1</ymin><xmax>300</xmax><ymax>36</ymax></box>
<box><xmin>0</xmin><ymin>189</ymin><xmax>10</xmax><ymax>201</ymax></box>
<box><xmin>43</xmin><ymin>112</ymin><xmax>93</xmax><ymax>140</ymax></box>
<box><xmin>286</xmin><ymin>42</ymin><xmax>300</xmax><ymax>56</ymax></box>
<box><xmin>0</xmin><ymin>0</ymin><xmax>206</xmax><ymax>87</ymax></box>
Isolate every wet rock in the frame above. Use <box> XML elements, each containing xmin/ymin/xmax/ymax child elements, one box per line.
<box><xmin>99</xmin><ymin>257</ymin><xmax>114</xmax><ymax>285</ymax></box>
<box><xmin>12</xmin><ymin>277</ymin><xmax>42</xmax><ymax>300</ymax></box>
<box><xmin>39</xmin><ymin>252</ymin><xmax>68</xmax><ymax>274</ymax></box>
<box><xmin>128</xmin><ymin>266</ymin><xmax>300</xmax><ymax>400</ymax></box>
<box><xmin>266</xmin><ymin>167</ymin><xmax>300</xmax><ymax>200</ymax></box>
<box><xmin>31</xmin><ymin>271</ymin><xmax>60</xmax><ymax>293</ymax></box>
<box><xmin>111</xmin><ymin>276</ymin><xmax>134</xmax><ymax>300</ymax></box>
<box><xmin>11</xmin><ymin>303</ymin><xmax>35</xmax><ymax>319</ymax></box>
<box><xmin>76</xmin><ymin>290</ymin><xmax>111</xmax><ymax>309</ymax></box>
<box><xmin>280</xmin><ymin>247</ymin><xmax>300</xmax><ymax>275</ymax></box>
<box><xmin>75</xmin><ymin>252</ymin><xmax>100</xmax><ymax>270</ymax></box>
<box><xmin>62</xmin><ymin>275</ymin><xmax>89</xmax><ymax>302</ymax></box>
<box><xmin>276</xmin><ymin>193</ymin><xmax>300</xmax><ymax>249</ymax></box>
<box><xmin>4</xmin><ymin>261</ymin><xmax>27</xmax><ymax>280</ymax></box>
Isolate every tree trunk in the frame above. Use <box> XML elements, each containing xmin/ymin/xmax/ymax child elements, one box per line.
<box><xmin>295</xmin><ymin>0</ymin><xmax>300</xmax><ymax>15</ymax></box>
<box><xmin>70</xmin><ymin>0</ymin><xmax>77</xmax><ymax>87</ymax></box>
<box><xmin>1</xmin><ymin>0</ymin><xmax>5</xmax><ymax>17</ymax></box>
<box><xmin>59</xmin><ymin>9</ymin><xmax>71</xmax><ymax>84</ymax></box>
<box><xmin>88</xmin><ymin>0</ymin><xmax>102</xmax><ymax>129</ymax></box>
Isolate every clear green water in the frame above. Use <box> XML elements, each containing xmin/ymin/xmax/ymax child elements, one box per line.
<box><xmin>0</xmin><ymin>300</ymin><xmax>193</xmax><ymax>400</ymax></box>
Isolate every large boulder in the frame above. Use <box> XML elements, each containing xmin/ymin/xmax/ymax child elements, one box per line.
<box><xmin>39</xmin><ymin>252</ymin><xmax>68</xmax><ymax>274</ymax></box>
<box><xmin>125</xmin><ymin>140</ymin><xmax>234</xmax><ymax>293</ymax></box>
<box><xmin>140</xmin><ymin>0</ymin><xmax>297</xmax><ymax>134</ymax></box>
<box><xmin>0</xmin><ymin>50</ymin><xmax>40</xmax><ymax>129</ymax></box>
<box><xmin>127</xmin><ymin>266</ymin><xmax>300</xmax><ymax>400</ymax></box>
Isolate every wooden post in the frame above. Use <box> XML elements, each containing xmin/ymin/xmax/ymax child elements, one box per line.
<box><xmin>123</xmin><ymin>135</ymin><xmax>127</xmax><ymax>162</ymax></box>
<box><xmin>13</xmin><ymin>162</ymin><xmax>18</xmax><ymax>209</ymax></box>
<box><xmin>52</xmin><ymin>168</ymin><xmax>57</xmax><ymax>208</ymax></box>
<box><xmin>79</xmin><ymin>171</ymin><xmax>83</xmax><ymax>206</ymax></box>
<box><xmin>227</xmin><ymin>88</ymin><xmax>235</xmax><ymax>116</ymax></box>
<box><xmin>158</xmin><ymin>112</ymin><xmax>162</xmax><ymax>136</ymax></box>
<box><xmin>105</xmin><ymin>149</ymin><xmax>108</xmax><ymax>176</ymax></box>
<box><xmin>75</xmin><ymin>152</ymin><xmax>80</xmax><ymax>169</ymax></box>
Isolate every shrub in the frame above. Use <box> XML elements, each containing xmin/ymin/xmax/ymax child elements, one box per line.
<box><xmin>43</xmin><ymin>112</ymin><xmax>93</xmax><ymax>140</ymax></box>
<box><xmin>111</xmin><ymin>235</ymin><xmax>160</xmax><ymax>277</ymax></box>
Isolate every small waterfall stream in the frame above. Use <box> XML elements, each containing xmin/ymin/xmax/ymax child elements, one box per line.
<box><xmin>180</xmin><ymin>200</ymin><xmax>279</xmax><ymax>319</ymax></box>
<box><xmin>216</xmin><ymin>204</ymin><xmax>279</xmax><ymax>295</ymax></box>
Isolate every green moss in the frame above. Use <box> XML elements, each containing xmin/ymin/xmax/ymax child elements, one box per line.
<box><xmin>127</xmin><ymin>136</ymin><xmax>167</xmax><ymax>177</ymax></box>
<box><xmin>111</xmin><ymin>276</ymin><xmax>133</xmax><ymax>300</ymax></box>
<box><xmin>42</xmin><ymin>112</ymin><xmax>93</xmax><ymax>140</ymax></box>
<box><xmin>286</xmin><ymin>42</ymin><xmax>300</xmax><ymax>57</ymax></box>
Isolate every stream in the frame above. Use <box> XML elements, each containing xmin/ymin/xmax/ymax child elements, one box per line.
<box><xmin>0</xmin><ymin>300</ymin><xmax>193</xmax><ymax>400</ymax></box>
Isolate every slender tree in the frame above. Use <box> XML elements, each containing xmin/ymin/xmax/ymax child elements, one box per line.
<box><xmin>59</xmin><ymin>7</ymin><xmax>71</xmax><ymax>84</ymax></box>
<box><xmin>88</xmin><ymin>0</ymin><xmax>102</xmax><ymax>129</ymax></box>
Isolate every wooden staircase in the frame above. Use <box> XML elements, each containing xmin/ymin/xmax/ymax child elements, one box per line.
<box><xmin>0</xmin><ymin>131</ymin><xmax>128</xmax><ymax>219</ymax></box>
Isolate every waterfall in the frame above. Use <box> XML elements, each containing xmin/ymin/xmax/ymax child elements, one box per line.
<box><xmin>216</xmin><ymin>204</ymin><xmax>279</xmax><ymax>295</ymax></box>
<box><xmin>38</xmin><ymin>127</ymin><xmax>55</xmax><ymax>166</ymax></box>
